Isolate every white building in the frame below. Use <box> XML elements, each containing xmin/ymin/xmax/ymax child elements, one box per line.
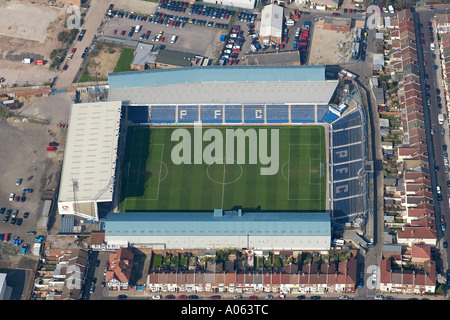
<box><xmin>259</xmin><ymin>4</ymin><xmax>284</xmax><ymax>45</ymax></box>
<box><xmin>202</xmin><ymin>0</ymin><xmax>256</xmax><ymax>10</ymax></box>
<box><xmin>57</xmin><ymin>101</ymin><xmax>122</xmax><ymax>221</ymax></box>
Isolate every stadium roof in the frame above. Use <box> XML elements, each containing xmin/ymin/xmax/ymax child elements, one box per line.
<box><xmin>108</xmin><ymin>66</ymin><xmax>338</xmax><ymax>105</ymax></box>
<box><xmin>105</xmin><ymin>211</ymin><xmax>331</xmax><ymax>236</ymax></box>
<box><xmin>58</xmin><ymin>101</ymin><xmax>122</xmax><ymax>203</ymax></box>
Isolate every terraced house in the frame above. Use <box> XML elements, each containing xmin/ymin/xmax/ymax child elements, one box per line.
<box><xmin>146</xmin><ymin>258</ymin><xmax>357</xmax><ymax>294</ymax></box>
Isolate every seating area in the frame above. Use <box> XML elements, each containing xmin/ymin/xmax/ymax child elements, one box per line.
<box><xmin>178</xmin><ymin>105</ymin><xmax>199</xmax><ymax>123</ymax></box>
<box><xmin>224</xmin><ymin>104</ymin><xmax>243</xmax><ymax>123</ymax></box>
<box><xmin>333</xmin><ymin>195</ymin><xmax>365</xmax><ymax>219</ymax></box>
<box><xmin>333</xmin><ymin>178</ymin><xmax>363</xmax><ymax>200</ymax></box>
<box><xmin>266</xmin><ymin>105</ymin><xmax>289</xmax><ymax>123</ymax></box>
<box><xmin>332</xmin><ymin>111</ymin><xmax>361</xmax><ymax>131</ymax></box>
<box><xmin>127</xmin><ymin>106</ymin><xmax>150</xmax><ymax>124</ymax></box>
<box><xmin>200</xmin><ymin>105</ymin><xmax>224</xmax><ymax>123</ymax></box>
<box><xmin>316</xmin><ymin>105</ymin><xmax>329</xmax><ymax>122</ymax></box>
<box><xmin>332</xmin><ymin>161</ymin><xmax>364</xmax><ymax>181</ymax></box>
<box><xmin>291</xmin><ymin>105</ymin><xmax>315</xmax><ymax>123</ymax></box>
<box><xmin>150</xmin><ymin>105</ymin><xmax>176</xmax><ymax>123</ymax></box>
<box><xmin>243</xmin><ymin>105</ymin><xmax>265</xmax><ymax>123</ymax></box>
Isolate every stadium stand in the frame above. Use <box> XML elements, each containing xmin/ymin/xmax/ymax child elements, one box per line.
<box><xmin>332</xmin><ymin>145</ymin><xmax>363</xmax><ymax>164</ymax></box>
<box><xmin>200</xmin><ymin>105</ymin><xmax>224</xmax><ymax>123</ymax></box>
<box><xmin>316</xmin><ymin>105</ymin><xmax>329</xmax><ymax>122</ymax></box>
<box><xmin>224</xmin><ymin>104</ymin><xmax>243</xmax><ymax>123</ymax></box>
<box><xmin>266</xmin><ymin>104</ymin><xmax>289</xmax><ymax>123</ymax></box>
<box><xmin>291</xmin><ymin>105</ymin><xmax>315</xmax><ymax>123</ymax></box>
<box><xmin>150</xmin><ymin>105</ymin><xmax>176</xmax><ymax>123</ymax></box>
<box><xmin>178</xmin><ymin>105</ymin><xmax>199</xmax><ymax>123</ymax></box>
<box><xmin>332</xmin><ymin>161</ymin><xmax>364</xmax><ymax>181</ymax></box>
<box><xmin>243</xmin><ymin>105</ymin><xmax>265</xmax><ymax>123</ymax></box>
<box><xmin>126</xmin><ymin>106</ymin><xmax>150</xmax><ymax>124</ymax></box>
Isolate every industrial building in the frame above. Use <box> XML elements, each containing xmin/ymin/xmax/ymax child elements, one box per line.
<box><xmin>259</xmin><ymin>4</ymin><xmax>284</xmax><ymax>45</ymax></box>
<box><xmin>104</xmin><ymin>210</ymin><xmax>331</xmax><ymax>250</ymax></box>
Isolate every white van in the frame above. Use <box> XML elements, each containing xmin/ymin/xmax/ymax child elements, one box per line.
<box><xmin>170</xmin><ymin>35</ymin><xmax>177</xmax><ymax>44</ymax></box>
<box><xmin>286</xmin><ymin>19</ymin><xmax>295</xmax><ymax>26</ymax></box>
<box><xmin>388</xmin><ymin>5</ymin><xmax>395</xmax><ymax>14</ymax></box>
<box><xmin>135</xmin><ymin>25</ymin><xmax>141</xmax><ymax>33</ymax></box>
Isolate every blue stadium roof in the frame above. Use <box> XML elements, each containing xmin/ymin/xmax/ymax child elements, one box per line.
<box><xmin>105</xmin><ymin>210</ymin><xmax>331</xmax><ymax>237</ymax></box>
<box><xmin>108</xmin><ymin>65</ymin><xmax>326</xmax><ymax>90</ymax></box>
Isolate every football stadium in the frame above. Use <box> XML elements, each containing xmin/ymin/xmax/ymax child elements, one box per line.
<box><xmin>58</xmin><ymin>65</ymin><xmax>370</xmax><ymax>250</ymax></box>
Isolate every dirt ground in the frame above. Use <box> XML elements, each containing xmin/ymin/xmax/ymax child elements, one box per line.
<box><xmin>82</xmin><ymin>43</ymin><xmax>122</xmax><ymax>80</ymax></box>
<box><xmin>308</xmin><ymin>21</ymin><xmax>354</xmax><ymax>65</ymax></box>
<box><xmin>0</xmin><ymin>0</ymin><xmax>70</xmax><ymax>87</ymax></box>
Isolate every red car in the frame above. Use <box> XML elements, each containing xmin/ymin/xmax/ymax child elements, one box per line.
<box><xmin>121</xmin><ymin>30</ymin><xmax>126</xmax><ymax>36</ymax></box>
<box><xmin>47</xmin><ymin>146</ymin><xmax>57</xmax><ymax>151</ymax></box>
<box><xmin>71</xmin><ymin>47</ymin><xmax>76</xmax><ymax>54</ymax></box>
<box><xmin>249</xmin><ymin>295</ymin><xmax>258</xmax><ymax>300</ymax></box>
<box><xmin>15</xmin><ymin>196</ymin><xmax>20</xmax><ymax>202</ymax></box>
<box><xmin>210</xmin><ymin>295</ymin><xmax>221</xmax><ymax>300</ymax></box>
<box><xmin>62</xmin><ymin>64</ymin><xmax>68</xmax><ymax>71</ymax></box>
<box><xmin>423</xmin><ymin>60</ymin><xmax>427</xmax><ymax>66</ymax></box>
<box><xmin>160</xmin><ymin>36</ymin><xmax>165</xmax><ymax>42</ymax></box>
<box><xmin>332</xmin><ymin>12</ymin><xmax>340</xmax><ymax>16</ymax></box>
<box><xmin>178</xmin><ymin>295</ymin><xmax>187</xmax><ymax>300</ymax></box>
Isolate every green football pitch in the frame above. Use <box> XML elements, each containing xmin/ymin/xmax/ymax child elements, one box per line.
<box><xmin>119</xmin><ymin>125</ymin><xmax>327</xmax><ymax>212</ymax></box>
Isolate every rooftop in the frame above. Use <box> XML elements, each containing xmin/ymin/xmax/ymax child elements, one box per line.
<box><xmin>58</xmin><ymin>101</ymin><xmax>122</xmax><ymax>203</ymax></box>
<box><xmin>105</xmin><ymin>210</ymin><xmax>331</xmax><ymax>236</ymax></box>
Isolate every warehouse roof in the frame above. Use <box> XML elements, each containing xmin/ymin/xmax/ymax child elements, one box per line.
<box><xmin>58</xmin><ymin>101</ymin><xmax>122</xmax><ymax>203</ymax></box>
<box><xmin>259</xmin><ymin>4</ymin><xmax>284</xmax><ymax>38</ymax></box>
<box><xmin>108</xmin><ymin>66</ymin><xmax>338</xmax><ymax>105</ymax></box>
<box><xmin>105</xmin><ymin>211</ymin><xmax>331</xmax><ymax>236</ymax></box>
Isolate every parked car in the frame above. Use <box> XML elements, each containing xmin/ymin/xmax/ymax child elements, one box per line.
<box><xmin>16</xmin><ymin>178</ymin><xmax>22</xmax><ymax>186</ymax></box>
<box><xmin>296</xmin><ymin>295</ymin><xmax>306</xmax><ymax>300</ymax></box>
<box><xmin>188</xmin><ymin>295</ymin><xmax>199</xmax><ymax>299</ymax></box>
<box><xmin>23</xmin><ymin>212</ymin><xmax>29</xmax><ymax>219</ymax></box>
<box><xmin>210</xmin><ymin>295</ymin><xmax>221</xmax><ymax>300</ymax></box>
<box><xmin>9</xmin><ymin>193</ymin><xmax>14</xmax><ymax>202</ymax></box>
<box><xmin>117</xmin><ymin>295</ymin><xmax>127</xmax><ymax>300</ymax></box>
<box><xmin>374</xmin><ymin>295</ymin><xmax>384</xmax><ymax>300</ymax></box>
<box><xmin>89</xmin><ymin>285</ymin><xmax>95</xmax><ymax>293</ymax></box>
<box><xmin>23</xmin><ymin>189</ymin><xmax>33</xmax><ymax>193</ymax></box>
<box><xmin>152</xmin><ymin>295</ymin><xmax>162</xmax><ymax>299</ymax></box>
<box><xmin>310</xmin><ymin>296</ymin><xmax>321</xmax><ymax>300</ymax></box>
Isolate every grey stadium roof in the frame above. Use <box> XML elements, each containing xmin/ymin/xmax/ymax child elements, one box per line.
<box><xmin>105</xmin><ymin>211</ymin><xmax>331</xmax><ymax>237</ymax></box>
<box><xmin>108</xmin><ymin>66</ymin><xmax>339</xmax><ymax>105</ymax></box>
<box><xmin>58</xmin><ymin>101</ymin><xmax>122</xmax><ymax>203</ymax></box>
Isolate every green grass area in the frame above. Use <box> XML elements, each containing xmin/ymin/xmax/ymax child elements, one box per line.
<box><xmin>119</xmin><ymin>126</ymin><xmax>327</xmax><ymax>212</ymax></box>
<box><xmin>78</xmin><ymin>69</ymin><xmax>108</xmax><ymax>83</ymax></box>
<box><xmin>113</xmin><ymin>48</ymin><xmax>135</xmax><ymax>73</ymax></box>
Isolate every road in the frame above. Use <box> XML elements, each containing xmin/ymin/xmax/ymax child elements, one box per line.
<box><xmin>416</xmin><ymin>7</ymin><xmax>450</xmax><ymax>285</ymax></box>
<box><xmin>54</xmin><ymin>1</ymin><xmax>111</xmax><ymax>88</ymax></box>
